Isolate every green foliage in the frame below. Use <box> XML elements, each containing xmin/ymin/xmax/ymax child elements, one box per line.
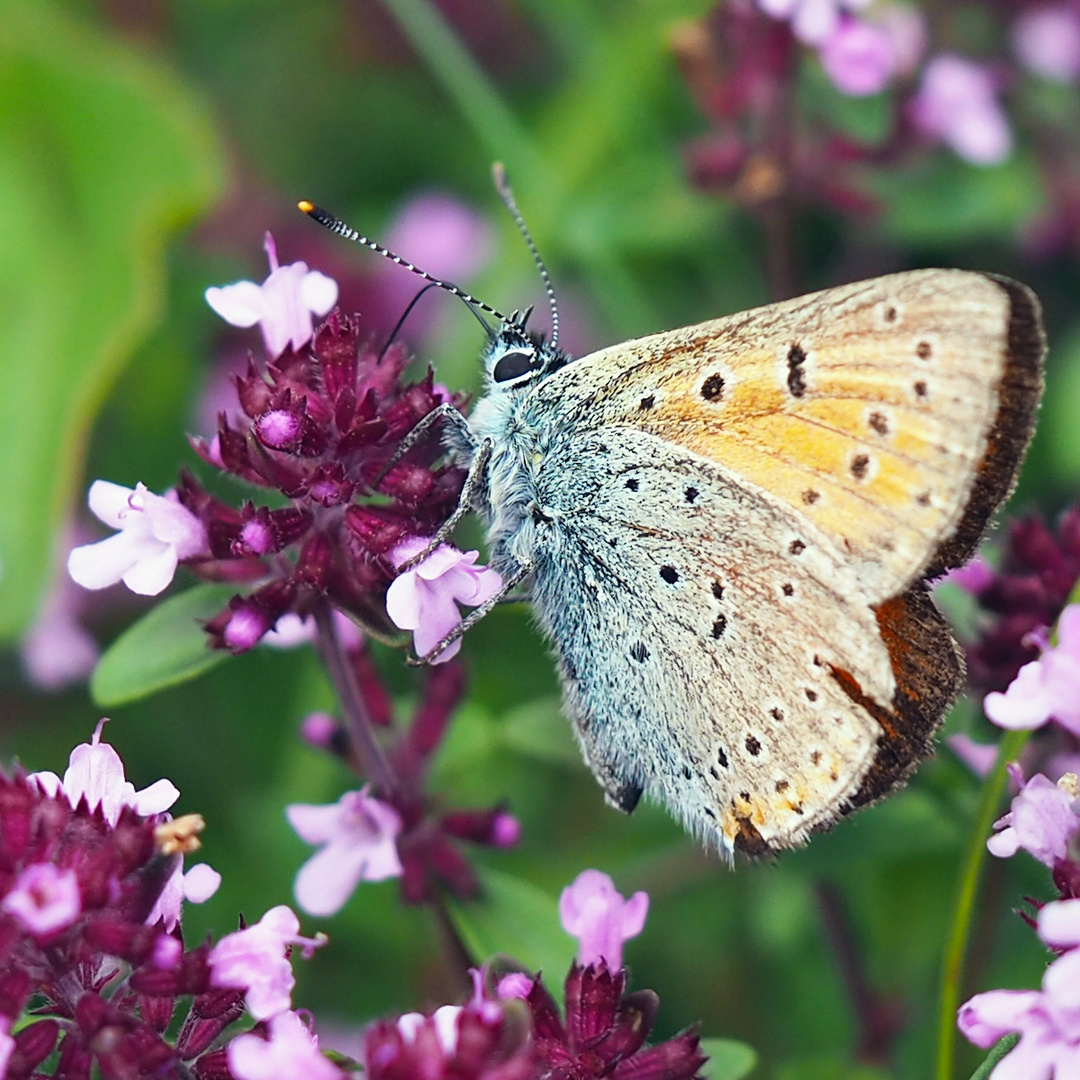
<box><xmin>0</xmin><ymin>0</ymin><xmax>223</xmax><ymax>638</ymax></box>
<box><xmin>90</xmin><ymin>583</ymin><xmax>235</xmax><ymax>706</ymax></box>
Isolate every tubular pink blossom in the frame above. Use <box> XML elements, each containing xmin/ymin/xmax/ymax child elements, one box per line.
<box><xmin>559</xmin><ymin>869</ymin><xmax>649</xmax><ymax>970</ymax></box>
<box><xmin>385</xmin><ymin>538</ymin><xmax>502</xmax><ymax>663</ymax></box>
<box><xmin>228</xmin><ymin>1009</ymin><xmax>342</xmax><ymax>1080</ymax></box>
<box><xmin>286</xmin><ymin>788</ymin><xmax>403</xmax><ymax>916</ymax></box>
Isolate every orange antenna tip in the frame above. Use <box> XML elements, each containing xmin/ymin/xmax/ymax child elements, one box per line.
<box><xmin>297</xmin><ymin>200</ymin><xmax>316</xmax><ymax>214</ymax></box>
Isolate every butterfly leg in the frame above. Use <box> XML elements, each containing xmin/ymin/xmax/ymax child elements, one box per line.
<box><xmin>408</xmin><ymin>557</ymin><xmax>534</xmax><ymax>666</ymax></box>
<box><xmin>395</xmin><ymin>437</ymin><xmax>494</xmax><ymax>573</ymax></box>
<box><xmin>375</xmin><ymin>402</ymin><xmax>476</xmax><ymax>484</ymax></box>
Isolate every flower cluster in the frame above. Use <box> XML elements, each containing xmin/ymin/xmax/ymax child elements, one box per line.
<box><xmin>288</xmin><ymin>651</ymin><xmax>521</xmax><ymax>909</ymax></box>
<box><xmin>0</xmin><ymin>724</ymin><xmax>341</xmax><ymax>1080</ymax></box>
<box><xmin>69</xmin><ymin>238</ymin><xmax>500</xmax><ymax>663</ymax></box>
<box><xmin>954</xmin><ymin>506</ymin><xmax>1080</xmax><ymax>694</ymax></box>
<box><xmin>363</xmin><ymin>870</ymin><xmax>707</xmax><ymax>1080</ymax></box>
<box><xmin>959</xmin><ymin>767</ymin><xmax>1080</xmax><ymax>1075</ymax></box>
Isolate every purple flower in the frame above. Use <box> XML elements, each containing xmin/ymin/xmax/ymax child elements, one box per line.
<box><xmin>959</xmin><ymin>898</ymin><xmax>1080</xmax><ymax>1076</ymax></box>
<box><xmin>286</xmin><ymin>788</ymin><xmax>403</xmax><ymax>917</ymax></box>
<box><xmin>206</xmin><ymin>232</ymin><xmax>338</xmax><ymax>359</ymax></box>
<box><xmin>984</xmin><ymin>605</ymin><xmax>1080</xmax><ymax>735</ymax></box>
<box><xmin>910</xmin><ymin>54</ymin><xmax>1012</xmax><ymax>166</ymax></box>
<box><xmin>819</xmin><ymin>17</ymin><xmax>896</xmax><ymax>96</ymax></box>
<box><xmin>756</xmin><ymin>0</ymin><xmax>871</xmax><ymax>46</ymax></box>
<box><xmin>987</xmin><ymin>771</ymin><xmax>1080</xmax><ymax>865</ymax></box>
<box><xmin>385</xmin><ymin>537</ymin><xmax>503</xmax><ymax>663</ymax></box>
<box><xmin>0</xmin><ymin>1019</ymin><xmax>12</xmax><ymax>1079</ymax></box>
<box><xmin>524</xmin><ymin>962</ymin><xmax>707</xmax><ymax>1080</ymax></box>
<box><xmin>559</xmin><ymin>869</ymin><xmax>649</xmax><ymax>971</ymax></box>
<box><xmin>947</xmin><ymin>734</ymin><xmax>1000</xmax><ymax>778</ymax></box>
<box><xmin>1013</xmin><ymin>5</ymin><xmax>1080</xmax><ymax>83</ymax></box>
<box><xmin>209</xmin><ymin>904</ymin><xmax>325</xmax><ymax>1020</ymax></box>
<box><xmin>229</xmin><ymin>1009</ymin><xmax>344</xmax><ymax>1080</ymax></box>
<box><xmin>28</xmin><ymin>718</ymin><xmax>179</xmax><ymax>827</ymax></box>
<box><xmin>68</xmin><ymin>480</ymin><xmax>209</xmax><ymax>596</ymax></box>
<box><xmin>1</xmin><ymin>863</ymin><xmax>81</xmax><ymax>937</ymax></box>
<box><xmin>363</xmin><ymin>991</ymin><xmax>535</xmax><ymax>1080</ymax></box>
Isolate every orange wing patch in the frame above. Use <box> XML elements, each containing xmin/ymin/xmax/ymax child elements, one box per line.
<box><xmin>577</xmin><ymin>271</ymin><xmax>1017</xmax><ymax>603</ymax></box>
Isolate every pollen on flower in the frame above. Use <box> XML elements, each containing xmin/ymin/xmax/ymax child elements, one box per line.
<box><xmin>156</xmin><ymin>813</ymin><xmax>206</xmax><ymax>856</ymax></box>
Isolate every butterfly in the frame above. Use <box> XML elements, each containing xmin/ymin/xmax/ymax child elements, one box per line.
<box><xmin>300</xmin><ymin>179</ymin><xmax>1045</xmax><ymax>860</ymax></box>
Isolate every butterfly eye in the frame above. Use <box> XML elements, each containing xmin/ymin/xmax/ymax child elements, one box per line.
<box><xmin>493</xmin><ymin>348</ymin><xmax>543</xmax><ymax>383</ymax></box>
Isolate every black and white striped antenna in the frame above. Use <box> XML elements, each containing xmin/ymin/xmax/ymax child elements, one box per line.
<box><xmin>297</xmin><ymin>199</ymin><xmax>511</xmax><ymax>329</ymax></box>
<box><xmin>491</xmin><ymin>163</ymin><xmax>560</xmax><ymax>349</ymax></box>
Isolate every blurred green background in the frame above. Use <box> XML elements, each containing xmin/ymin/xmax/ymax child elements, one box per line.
<box><xmin>2</xmin><ymin>0</ymin><xmax>1078</xmax><ymax>1077</ymax></box>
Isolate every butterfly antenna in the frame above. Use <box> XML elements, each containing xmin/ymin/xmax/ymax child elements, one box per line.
<box><xmin>492</xmin><ymin>163</ymin><xmax>560</xmax><ymax>349</ymax></box>
<box><xmin>298</xmin><ymin>200</ymin><xmax>507</xmax><ymax>329</ymax></box>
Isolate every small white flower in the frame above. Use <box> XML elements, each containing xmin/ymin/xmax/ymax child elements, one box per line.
<box><xmin>205</xmin><ymin>233</ymin><xmax>338</xmax><ymax>358</ymax></box>
<box><xmin>68</xmin><ymin>481</ymin><xmax>207</xmax><ymax>596</ymax></box>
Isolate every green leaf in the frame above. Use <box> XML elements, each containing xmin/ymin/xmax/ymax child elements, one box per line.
<box><xmin>871</xmin><ymin>152</ymin><xmax>1042</xmax><ymax>246</ymax></box>
<box><xmin>699</xmin><ymin>1038</ymin><xmax>758</xmax><ymax>1080</ymax></box>
<box><xmin>498</xmin><ymin>696</ymin><xmax>581</xmax><ymax>766</ymax></box>
<box><xmin>445</xmin><ymin>866</ymin><xmax>568</xmax><ymax>978</ymax></box>
<box><xmin>968</xmin><ymin>1035</ymin><xmax>1019</xmax><ymax>1080</ymax></box>
<box><xmin>0</xmin><ymin>0</ymin><xmax>224</xmax><ymax>639</ymax></box>
<box><xmin>90</xmin><ymin>584</ymin><xmax>237</xmax><ymax>707</ymax></box>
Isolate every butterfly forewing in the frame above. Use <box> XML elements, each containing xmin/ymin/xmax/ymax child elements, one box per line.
<box><xmin>548</xmin><ymin>270</ymin><xmax>1040</xmax><ymax>604</ymax></box>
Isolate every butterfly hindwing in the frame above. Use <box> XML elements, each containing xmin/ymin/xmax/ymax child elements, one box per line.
<box><xmin>529</xmin><ymin>425</ymin><xmax>953</xmax><ymax>854</ymax></box>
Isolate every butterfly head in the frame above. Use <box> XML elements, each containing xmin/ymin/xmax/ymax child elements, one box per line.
<box><xmin>484</xmin><ymin>312</ymin><xmax>570</xmax><ymax>392</ymax></box>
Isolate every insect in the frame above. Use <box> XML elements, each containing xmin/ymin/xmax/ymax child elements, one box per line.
<box><xmin>300</xmin><ymin>171</ymin><xmax>1045</xmax><ymax>860</ymax></box>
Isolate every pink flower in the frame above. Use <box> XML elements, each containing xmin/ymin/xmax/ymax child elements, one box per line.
<box><xmin>68</xmin><ymin>481</ymin><xmax>208</xmax><ymax>596</ymax></box>
<box><xmin>396</xmin><ymin>1006</ymin><xmax>463</xmax><ymax>1055</ymax></box>
<box><xmin>2</xmin><ymin>863</ymin><xmax>81</xmax><ymax>937</ymax></box>
<box><xmin>910</xmin><ymin>54</ymin><xmax>1012</xmax><ymax>166</ymax></box>
<box><xmin>558</xmin><ymin>869</ymin><xmax>649</xmax><ymax>971</ymax></box>
<box><xmin>0</xmin><ymin>1019</ymin><xmax>12</xmax><ymax>1078</ymax></box>
<box><xmin>147</xmin><ymin>861</ymin><xmax>222</xmax><ymax>932</ymax></box>
<box><xmin>229</xmin><ymin>1009</ymin><xmax>342</xmax><ymax>1080</ymax></box>
<box><xmin>1013</xmin><ymin>5</ymin><xmax>1080</xmax><ymax>83</ymax></box>
<box><xmin>27</xmin><ymin>719</ymin><xmax>179</xmax><ymax>827</ymax></box>
<box><xmin>984</xmin><ymin>605</ymin><xmax>1080</xmax><ymax>735</ymax></box>
<box><xmin>940</xmin><ymin>556</ymin><xmax>996</xmax><ymax>594</ymax></box>
<box><xmin>385</xmin><ymin>538</ymin><xmax>503</xmax><ymax>663</ymax></box>
<box><xmin>819</xmin><ymin>18</ymin><xmax>896</xmax><ymax>95</ymax></box>
<box><xmin>959</xmin><ymin>898</ymin><xmax>1080</xmax><ymax>1075</ymax></box>
<box><xmin>286</xmin><ymin>788</ymin><xmax>403</xmax><ymax>917</ymax></box>
<box><xmin>987</xmin><ymin>771</ymin><xmax>1080</xmax><ymax>866</ymax></box>
<box><xmin>209</xmin><ymin>905</ymin><xmax>325</xmax><ymax>1020</ymax></box>
<box><xmin>756</xmin><ymin>0</ymin><xmax>871</xmax><ymax>45</ymax></box>
<box><xmin>205</xmin><ymin>232</ymin><xmax>338</xmax><ymax>359</ymax></box>
<box><xmin>947</xmin><ymin>734</ymin><xmax>1000</xmax><ymax>778</ymax></box>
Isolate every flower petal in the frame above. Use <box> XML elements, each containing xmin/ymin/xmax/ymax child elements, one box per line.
<box><xmin>205</xmin><ymin>281</ymin><xmax>266</xmax><ymax>327</ymax></box>
<box><xmin>121</xmin><ymin>541</ymin><xmax>180</xmax><ymax>596</ymax></box>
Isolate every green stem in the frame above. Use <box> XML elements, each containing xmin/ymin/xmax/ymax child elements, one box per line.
<box><xmin>935</xmin><ymin>728</ymin><xmax>1030</xmax><ymax>1080</ymax></box>
<box><xmin>379</xmin><ymin>0</ymin><xmax>541</xmax><ymax>177</ymax></box>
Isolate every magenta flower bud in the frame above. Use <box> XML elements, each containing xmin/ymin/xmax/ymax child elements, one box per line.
<box><xmin>295</xmin><ymin>532</ymin><xmax>332</xmax><ymax>588</ymax></box>
<box><xmin>239</xmin><ymin>516</ymin><xmax>276</xmax><ymax>556</ymax></box>
<box><xmin>12</xmin><ymin>1019</ymin><xmax>60</xmax><ymax>1074</ymax></box>
<box><xmin>441</xmin><ymin>806</ymin><xmax>521</xmax><ymax>849</ymax></box>
<box><xmin>256</xmin><ymin>409</ymin><xmax>302</xmax><ymax>451</ymax></box>
<box><xmin>497</xmin><ymin>973</ymin><xmax>534</xmax><ymax>1000</ymax></box>
<box><xmin>300</xmin><ymin>712</ymin><xmax>339</xmax><ymax>750</ymax></box>
<box><xmin>224</xmin><ymin>604</ymin><xmax>274</xmax><ymax>652</ymax></box>
<box><xmin>306</xmin><ymin>463</ymin><xmax>353</xmax><ymax>507</ymax></box>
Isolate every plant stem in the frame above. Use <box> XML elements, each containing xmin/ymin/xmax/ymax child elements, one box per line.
<box><xmin>935</xmin><ymin>729</ymin><xmax>1030</xmax><ymax>1080</ymax></box>
<box><xmin>379</xmin><ymin>0</ymin><xmax>540</xmax><ymax>177</ymax></box>
<box><xmin>313</xmin><ymin>600</ymin><xmax>401</xmax><ymax>799</ymax></box>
